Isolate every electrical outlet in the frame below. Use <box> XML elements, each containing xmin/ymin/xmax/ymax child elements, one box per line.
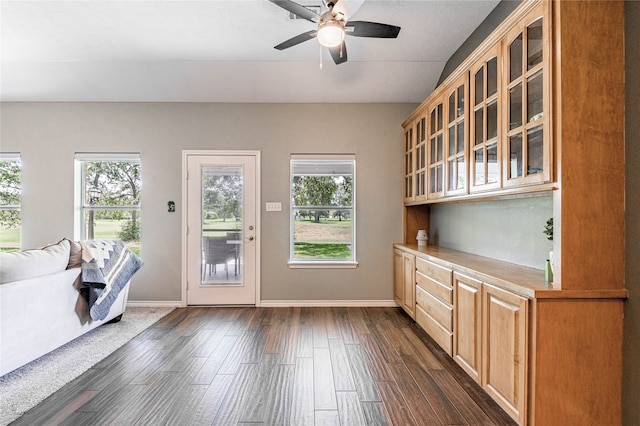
<box><xmin>266</xmin><ymin>202</ymin><xmax>282</xmax><ymax>212</ymax></box>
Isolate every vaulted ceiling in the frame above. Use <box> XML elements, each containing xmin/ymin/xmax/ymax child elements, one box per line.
<box><xmin>1</xmin><ymin>0</ymin><xmax>501</xmax><ymax>103</ymax></box>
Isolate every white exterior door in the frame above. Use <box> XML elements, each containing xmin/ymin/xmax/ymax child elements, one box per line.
<box><xmin>184</xmin><ymin>151</ymin><xmax>260</xmax><ymax>305</ymax></box>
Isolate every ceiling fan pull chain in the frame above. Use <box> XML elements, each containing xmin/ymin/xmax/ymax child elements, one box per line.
<box><xmin>320</xmin><ymin>46</ymin><xmax>323</xmax><ymax>69</ymax></box>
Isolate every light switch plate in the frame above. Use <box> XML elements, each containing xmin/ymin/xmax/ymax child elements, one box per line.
<box><xmin>266</xmin><ymin>202</ymin><xmax>282</xmax><ymax>212</ymax></box>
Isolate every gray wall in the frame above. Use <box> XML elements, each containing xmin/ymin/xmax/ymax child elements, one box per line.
<box><xmin>0</xmin><ymin>102</ymin><xmax>416</xmax><ymax>303</ymax></box>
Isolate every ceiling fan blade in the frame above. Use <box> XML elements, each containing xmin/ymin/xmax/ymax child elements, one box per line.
<box><xmin>268</xmin><ymin>0</ymin><xmax>321</xmax><ymax>23</ymax></box>
<box><xmin>328</xmin><ymin>41</ymin><xmax>348</xmax><ymax>65</ymax></box>
<box><xmin>345</xmin><ymin>21</ymin><xmax>401</xmax><ymax>38</ymax></box>
<box><xmin>274</xmin><ymin>30</ymin><xmax>317</xmax><ymax>50</ymax></box>
<box><xmin>331</xmin><ymin>0</ymin><xmax>365</xmax><ymax>21</ymax></box>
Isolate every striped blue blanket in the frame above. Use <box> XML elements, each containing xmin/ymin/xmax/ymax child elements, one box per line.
<box><xmin>79</xmin><ymin>240</ymin><xmax>142</xmax><ymax>321</ymax></box>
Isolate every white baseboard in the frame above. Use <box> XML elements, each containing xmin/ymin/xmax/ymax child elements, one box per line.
<box><xmin>127</xmin><ymin>301</ymin><xmax>184</xmax><ymax>308</ymax></box>
<box><xmin>259</xmin><ymin>300</ymin><xmax>399</xmax><ymax>308</ymax></box>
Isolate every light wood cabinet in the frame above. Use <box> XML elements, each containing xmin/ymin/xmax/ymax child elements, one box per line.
<box><xmin>470</xmin><ymin>44</ymin><xmax>502</xmax><ymax>192</ymax></box>
<box><xmin>502</xmin><ymin>4</ymin><xmax>552</xmax><ymax>188</ymax></box>
<box><xmin>415</xmin><ymin>257</ymin><xmax>453</xmax><ymax>355</ymax></box>
<box><xmin>395</xmin><ymin>248</ymin><xmax>416</xmax><ymax>318</ymax></box>
<box><xmin>393</xmin><ymin>248</ymin><xmax>404</xmax><ymax>305</ymax></box>
<box><xmin>427</xmin><ymin>96</ymin><xmax>445</xmax><ymax>200</ymax></box>
<box><xmin>453</xmin><ymin>272</ymin><xmax>482</xmax><ymax>383</ymax></box>
<box><xmin>482</xmin><ymin>282</ymin><xmax>528</xmax><ymax>425</ymax></box>
<box><xmin>402</xmin><ymin>252</ymin><xmax>416</xmax><ymax>318</ymax></box>
<box><xmin>444</xmin><ymin>74</ymin><xmax>469</xmax><ymax>197</ymax></box>
<box><xmin>397</xmin><ymin>0</ymin><xmax>626</xmax><ymax>423</ymax></box>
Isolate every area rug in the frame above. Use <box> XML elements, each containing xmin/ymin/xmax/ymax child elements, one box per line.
<box><xmin>0</xmin><ymin>306</ymin><xmax>174</xmax><ymax>425</ymax></box>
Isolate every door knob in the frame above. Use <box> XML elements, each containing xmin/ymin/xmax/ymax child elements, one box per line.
<box><xmin>245</xmin><ymin>235</ymin><xmax>254</xmax><ymax>241</ymax></box>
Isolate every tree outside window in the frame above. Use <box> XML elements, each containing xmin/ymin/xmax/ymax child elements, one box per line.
<box><xmin>77</xmin><ymin>155</ymin><xmax>141</xmax><ymax>256</ymax></box>
<box><xmin>0</xmin><ymin>156</ymin><xmax>21</xmax><ymax>252</ymax></box>
<box><xmin>290</xmin><ymin>156</ymin><xmax>355</xmax><ymax>263</ymax></box>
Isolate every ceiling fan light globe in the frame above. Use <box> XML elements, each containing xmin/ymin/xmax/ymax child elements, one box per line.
<box><xmin>317</xmin><ymin>21</ymin><xmax>345</xmax><ymax>47</ymax></box>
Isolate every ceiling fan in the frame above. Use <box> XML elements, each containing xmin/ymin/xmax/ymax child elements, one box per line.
<box><xmin>268</xmin><ymin>0</ymin><xmax>401</xmax><ymax>65</ymax></box>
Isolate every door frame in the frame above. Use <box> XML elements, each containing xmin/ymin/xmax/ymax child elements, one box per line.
<box><xmin>181</xmin><ymin>150</ymin><xmax>261</xmax><ymax>307</ymax></box>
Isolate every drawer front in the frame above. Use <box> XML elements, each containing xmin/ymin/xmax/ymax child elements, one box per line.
<box><xmin>416</xmin><ymin>257</ymin><xmax>452</xmax><ymax>286</ymax></box>
<box><xmin>416</xmin><ymin>305</ymin><xmax>453</xmax><ymax>355</ymax></box>
<box><xmin>416</xmin><ymin>285</ymin><xmax>453</xmax><ymax>331</ymax></box>
<box><xmin>416</xmin><ymin>271</ymin><xmax>453</xmax><ymax>304</ymax></box>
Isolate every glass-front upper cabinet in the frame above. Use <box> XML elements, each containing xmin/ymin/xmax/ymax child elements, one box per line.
<box><xmin>470</xmin><ymin>45</ymin><xmax>501</xmax><ymax>192</ymax></box>
<box><xmin>403</xmin><ymin>122</ymin><xmax>415</xmax><ymax>203</ymax></box>
<box><xmin>444</xmin><ymin>74</ymin><xmax>468</xmax><ymax>197</ymax></box>
<box><xmin>428</xmin><ymin>97</ymin><xmax>445</xmax><ymax>200</ymax></box>
<box><xmin>414</xmin><ymin>113</ymin><xmax>428</xmax><ymax>202</ymax></box>
<box><xmin>503</xmin><ymin>5</ymin><xmax>551</xmax><ymax>187</ymax></box>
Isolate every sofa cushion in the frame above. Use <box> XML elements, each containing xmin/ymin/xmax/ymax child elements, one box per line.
<box><xmin>67</xmin><ymin>239</ymin><xmax>83</xmax><ymax>269</ymax></box>
<box><xmin>0</xmin><ymin>239</ymin><xmax>71</xmax><ymax>284</ymax></box>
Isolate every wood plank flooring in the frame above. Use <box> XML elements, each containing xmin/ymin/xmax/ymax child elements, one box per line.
<box><xmin>13</xmin><ymin>307</ymin><xmax>517</xmax><ymax>425</ymax></box>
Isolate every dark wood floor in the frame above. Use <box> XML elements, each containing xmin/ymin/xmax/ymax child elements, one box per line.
<box><xmin>14</xmin><ymin>307</ymin><xmax>517</xmax><ymax>425</ymax></box>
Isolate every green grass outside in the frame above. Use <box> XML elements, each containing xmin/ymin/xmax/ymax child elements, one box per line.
<box><xmin>0</xmin><ymin>220</ymin><xmax>141</xmax><ymax>256</ymax></box>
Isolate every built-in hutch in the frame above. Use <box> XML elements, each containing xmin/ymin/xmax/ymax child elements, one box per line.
<box><xmin>394</xmin><ymin>1</ymin><xmax>626</xmax><ymax>424</ymax></box>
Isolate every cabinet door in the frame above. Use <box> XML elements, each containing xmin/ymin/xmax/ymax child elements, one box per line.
<box><xmin>482</xmin><ymin>283</ymin><xmax>528</xmax><ymax>425</ymax></box>
<box><xmin>402</xmin><ymin>252</ymin><xmax>416</xmax><ymax>318</ymax></box>
<box><xmin>453</xmin><ymin>273</ymin><xmax>482</xmax><ymax>383</ymax></box>
<box><xmin>427</xmin><ymin>98</ymin><xmax>445</xmax><ymax>200</ymax></box>
<box><xmin>414</xmin><ymin>114</ymin><xmax>428</xmax><ymax>202</ymax></box>
<box><xmin>444</xmin><ymin>73</ymin><xmax>469</xmax><ymax>197</ymax></box>
<box><xmin>503</xmin><ymin>4</ymin><xmax>552</xmax><ymax>188</ymax></box>
<box><xmin>470</xmin><ymin>44</ymin><xmax>502</xmax><ymax>192</ymax></box>
<box><xmin>403</xmin><ymin>124</ymin><xmax>415</xmax><ymax>203</ymax></box>
<box><xmin>393</xmin><ymin>249</ymin><xmax>404</xmax><ymax>305</ymax></box>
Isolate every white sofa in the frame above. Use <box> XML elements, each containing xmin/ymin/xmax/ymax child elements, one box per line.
<box><xmin>0</xmin><ymin>239</ymin><xmax>130</xmax><ymax>376</ymax></box>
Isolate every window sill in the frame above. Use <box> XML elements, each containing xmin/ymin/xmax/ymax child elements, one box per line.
<box><xmin>288</xmin><ymin>261</ymin><xmax>359</xmax><ymax>269</ymax></box>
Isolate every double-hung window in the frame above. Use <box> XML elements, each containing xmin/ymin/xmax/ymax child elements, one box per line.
<box><xmin>75</xmin><ymin>153</ymin><xmax>141</xmax><ymax>256</ymax></box>
<box><xmin>289</xmin><ymin>154</ymin><xmax>356</xmax><ymax>268</ymax></box>
<box><xmin>0</xmin><ymin>153</ymin><xmax>22</xmax><ymax>252</ymax></box>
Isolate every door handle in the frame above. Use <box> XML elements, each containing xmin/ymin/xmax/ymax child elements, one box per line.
<box><xmin>245</xmin><ymin>235</ymin><xmax>254</xmax><ymax>241</ymax></box>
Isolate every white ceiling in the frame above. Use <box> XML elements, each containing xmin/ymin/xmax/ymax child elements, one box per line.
<box><xmin>0</xmin><ymin>0</ymin><xmax>500</xmax><ymax>103</ymax></box>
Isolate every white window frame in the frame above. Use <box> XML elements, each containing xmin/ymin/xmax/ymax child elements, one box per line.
<box><xmin>74</xmin><ymin>153</ymin><xmax>141</xmax><ymax>243</ymax></box>
<box><xmin>288</xmin><ymin>154</ymin><xmax>357</xmax><ymax>269</ymax></box>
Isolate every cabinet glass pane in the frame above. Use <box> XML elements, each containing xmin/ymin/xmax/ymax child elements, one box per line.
<box><xmin>474</xmin><ymin>149</ymin><xmax>485</xmax><ymax>184</ymax></box>
<box><xmin>437</xmin><ymin>104</ymin><xmax>443</xmax><ymax>131</ymax></box>
<box><xmin>527</xmin><ymin>71</ymin><xmax>543</xmax><ymax>122</ymax></box>
<box><xmin>408</xmin><ymin>152</ymin><xmax>412</xmax><ymax>173</ymax></box>
<box><xmin>449</xmin><ymin>92</ymin><xmax>456</xmax><ymax>123</ymax></box>
<box><xmin>509</xmin><ymin>133</ymin><xmax>523</xmax><ymax>178</ymax></box>
<box><xmin>406</xmin><ymin>176</ymin><xmax>412</xmax><ymax>197</ymax></box>
<box><xmin>430</xmin><ymin>168</ymin><xmax>436</xmax><ymax>193</ymax></box>
<box><xmin>430</xmin><ymin>138</ymin><xmax>436</xmax><ymax>165</ymax></box>
<box><xmin>457</xmin><ymin>85</ymin><xmax>465</xmax><ymax>117</ymax></box>
<box><xmin>420</xmin><ymin>118</ymin><xmax>426</xmax><ymax>142</ymax></box>
<box><xmin>457</xmin><ymin>121</ymin><xmax>465</xmax><ymax>153</ymax></box>
<box><xmin>437</xmin><ymin>134</ymin><xmax>443</xmax><ymax>161</ymax></box>
<box><xmin>457</xmin><ymin>156</ymin><xmax>465</xmax><ymax>189</ymax></box>
<box><xmin>420</xmin><ymin>144</ymin><xmax>426</xmax><ymax>168</ymax></box>
<box><xmin>475</xmin><ymin>68</ymin><xmax>484</xmax><ymax>105</ymax></box>
<box><xmin>430</xmin><ymin>109</ymin><xmax>436</xmax><ymax>134</ymax></box>
<box><xmin>509</xmin><ymin>83</ymin><xmax>523</xmax><ymax>130</ymax></box>
<box><xmin>510</xmin><ymin>33</ymin><xmax>523</xmax><ymax>82</ymax></box>
<box><xmin>487</xmin><ymin>142</ymin><xmax>498</xmax><ymax>184</ymax></box>
<box><xmin>527</xmin><ymin>126</ymin><xmax>544</xmax><ymax>175</ymax></box>
<box><xmin>487</xmin><ymin>57</ymin><xmax>498</xmax><ymax>97</ymax></box>
<box><xmin>449</xmin><ymin>126</ymin><xmax>456</xmax><ymax>156</ymax></box>
<box><xmin>487</xmin><ymin>100</ymin><xmax>498</xmax><ymax>140</ymax></box>
<box><xmin>449</xmin><ymin>159</ymin><xmax>456</xmax><ymax>191</ymax></box>
<box><xmin>436</xmin><ymin>165</ymin><xmax>443</xmax><ymax>192</ymax></box>
<box><xmin>527</xmin><ymin>18</ymin><xmax>543</xmax><ymax>70</ymax></box>
<box><xmin>475</xmin><ymin>108</ymin><xmax>484</xmax><ymax>145</ymax></box>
